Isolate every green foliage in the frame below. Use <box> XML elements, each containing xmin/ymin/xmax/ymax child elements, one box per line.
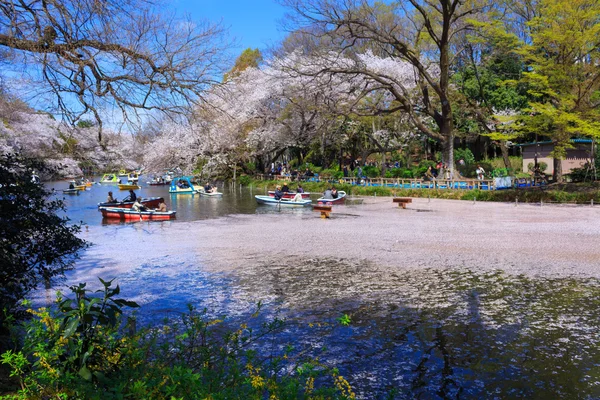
<box><xmin>360</xmin><ymin>166</ymin><xmax>380</xmax><ymax>178</ymax></box>
<box><xmin>0</xmin><ymin>155</ymin><xmax>86</xmax><ymax>314</ymax></box>
<box><xmin>336</xmin><ymin>314</ymin><xmax>351</xmax><ymax>326</ymax></box>
<box><xmin>75</xmin><ymin>120</ymin><xmax>94</xmax><ymax>129</ymax></box>
<box><xmin>454</xmin><ymin>148</ymin><xmax>475</xmax><ymax>165</ymax></box>
<box><xmin>2</xmin><ymin>281</ymin><xmax>355</xmax><ymax>399</ymax></box>
<box><xmin>527</xmin><ymin>161</ymin><xmax>548</xmax><ymax>172</ymax></box>
<box><xmin>244</xmin><ymin>161</ymin><xmax>256</xmax><ymax>173</ymax></box>
<box><xmin>238</xmin><ymin>174</ymin><xmax>252</xmax><ymax>186</ymax></box>
<box><xmin>224</xmin><ymin>48</ymin><xmax>262</xmax><ymax>81</ymax></box>
<box><xmin>320</xmin><ymin>168</ymin><xmax>343</xmax><ymax>179</ymax></box>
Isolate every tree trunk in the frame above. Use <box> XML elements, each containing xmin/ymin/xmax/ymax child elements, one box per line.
<box><xmin>499</xmin><ymin>141</ymin><xmax>512</xmax><ymax>170</ymax></box>
<box><xmin>553</xmin><ymin>157</ymin><xmax>563</xmax><ymax>183</ymax></box>
<box><xmin>442</xmin><ymin>134</ymin><xmax>455</xmax><ymax>177</ymax></box>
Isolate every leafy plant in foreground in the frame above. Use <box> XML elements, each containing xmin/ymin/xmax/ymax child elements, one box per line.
<box><xmin>1</xmin><ymin>280</ymin><xmax>355</xmax><ymax>399</ymax></box>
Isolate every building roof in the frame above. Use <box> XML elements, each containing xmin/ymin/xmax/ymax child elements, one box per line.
<box><xmin>518</xmin><ymin>138</ymin><xmax>593</xmax><ymax>147</ymax></box>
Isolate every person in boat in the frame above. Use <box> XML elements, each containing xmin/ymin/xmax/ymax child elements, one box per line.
<box><xmin>331</xmin><ymin>187</ymin><xmax>339</xmax><ymax>199</ymax></box>
<box><xmin>281</xmin><ymin>183</ymin><xmax>290</xmax><ymax>193</ymax></box>
<box><xmin>156</xmin><ymin>198</ymin><xmax>167</xmax><ymax>212</ymax></box>
<box><xmin>204</xmin><ymin>182</ymin><xmax>217</xmax><ymax>193</ymax></box>
<box><xmin>107</xmin><ymin>191</ymin><xmax>117</xmax><ymax>203</ymax></box>
<box><xmin>296</xmin><ymin>185</ymin><xmax>304</xmax><ymax>193</ymax></box>
<box><xmin>274</xmin><ymin>185</ymin><xmax>284</xmax><ymax>200</ymax></box>
<box><xmin>132</xmin><ymin>199</ymin><xmax>147</xmax><ymax>212</ymax></box>
<box><xmin>68</xmin><ymin>182</ymin><xmax>75</xmax><ymax>189</ymax></box>
<box><xmin>124</xmin><ymin>189</ymin><xmax>137</xmax><ymax>202</ymax></box>
<box><xmin>323</xmin><ymin>187</ymin><xmax>334</xmax><ymax>199</ymax></box>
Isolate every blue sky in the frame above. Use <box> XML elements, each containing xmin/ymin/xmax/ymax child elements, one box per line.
<box><xmin>174</xmin><ymin>0</ymin><xmax>288</xmax><ymax>53</ymax></box>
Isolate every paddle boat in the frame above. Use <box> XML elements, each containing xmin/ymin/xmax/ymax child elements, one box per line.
<box><xmin>62</xmin><ymin>188</ymin><xmax>80</xmax><ymax>195</ymax></box>
<box><xmin>255</xmin><ymin>195</ymin><xmax>312</xmax><ymax>207</ymax></box>
<box><xmin>169</xmin><ymin>176</ymin><xmax>198</xmax><ymax>194</ymax></box>
<box><xmin>127</xmin><ymin>172</ymin><xmax>139</xmax><ymax>183</ymax></box>
<box><xmin>97</xmin><ymin>196</ymin><xmax>163</xmax><ymax>209</ymax></box>
<box><xmin>317</xmin><ymin>190</ymin><xmax>347</xmax><ymax>205</ymax></box>
<box><xmin>267</xmin><ymin>191</ymin><xmax>311</xmax><ymax>199</ymax></box>
<box><xmin>147</xmin><ymin>175</ymin><xmax>171</xmax><ymax>186</ymax></box>
<box><xmin>118</xmin><ymin>183</ymin><xmax>141</xmax><ymax>190</ymax></box>
<box><xmin>118</xmin><ymin>169</ymin><xmax>129</xmax><ymax>178</ymax></box>
<box><xmin>100</xmin><ymin>173</ymin><xmax>119</xmax><ymax>183</ymax></box>
<box><xmin>99</xmin><ymin>207</ymin><xmax>176</xmax><ymax>221</ymax></box>
<box><xmin>69</xmin><ymin>180</ymin><xmax>87</xmax><ymax>191</ymax></box>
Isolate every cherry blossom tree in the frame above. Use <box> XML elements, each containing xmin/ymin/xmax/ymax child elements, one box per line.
<box><xmin>282</xmin><ymin>0</ymin><xmax>491</xmax><ymax>172</ymax></box>
<box><xmin>0</xmin><ymin>0</ymin><xmax>230</xmax><ymax>142</ymax></box>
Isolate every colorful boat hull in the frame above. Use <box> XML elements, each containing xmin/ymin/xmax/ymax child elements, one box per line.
<box><xmin>97</xmin><ymin>197</ymin><xmax>162</xmax><ymax>209</ymax></box>
<box><xmin>255</xmin><ymin>195</ymin><xmax>312</xmax><ymax>207</ymax></box>
<box><xmin>317</xmin><ymin>191</ymin><xmax>347</xmax><ymax>205</ymax></box>
<box><xmin>100</xmin><ymin>207</ymin><xmax>176</xmax><ymax>221</ymax></box>
<box><xmin>118</xmin><ymin>184</ymin><xmax>141</xmax><ymax>190</ymax></box>
<box><xmin>268</xmin><ymin>191</ymin><xmax>310</xmax><ymax>199</ymax></box>
<box><xmin>62</xmin><ymin>189</ymin><xmax>80</xmax><ymax>195</ymax></box>
<box><xmin>100</xmin><ymin>174</ymin><xmax>120</xmax><ymax>183</ymax></box>
<box><xmin>199</xmin><ymin>191</ymin><xmax>223</xmax><ymax>197</ymax></box>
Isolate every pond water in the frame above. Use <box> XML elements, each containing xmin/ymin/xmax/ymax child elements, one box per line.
<box><xmin>42</xmin><ymin>178</ymin><xmax>600</xmax><ymax>399</ymax></box>
<box><xmin>47</xmin><ymin>178</ymin><xmax>310</xmax><ymax>225</ymax></box>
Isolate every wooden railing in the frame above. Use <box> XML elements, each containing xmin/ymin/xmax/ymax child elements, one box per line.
<box><xmin>254</xmin><ymin>174</ymin><xmax>498</xmax><ymax>190</ymax></box>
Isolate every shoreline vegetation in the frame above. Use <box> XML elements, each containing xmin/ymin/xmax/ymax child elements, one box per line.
<box><xmin>240</xmin><ymin>177</ymin><xmax>600</xmax><ymax>205</ymax></box>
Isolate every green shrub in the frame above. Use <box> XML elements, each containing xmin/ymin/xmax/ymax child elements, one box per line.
<box><xmin>454</xmin><ymin>148</ymin><xmax>475</xmax><ymax>165</ymax></box>
<box><xmin>527</xmin><ymin>161</ymin><xmax>548</xmax><ymax>172</ymax></box>
<box><xmin>362</xmin><ymin>166</ymin><xmax>381</xmax><ymax>178</ymax></box>
<box><xmin>2</xmin><ymin>280</ymin><xmax>355</xmax><ymax>400</ymax></box>
<box><xmin>321</xmin><ymin>168</ymin><xmax>344</xmax><ymax>179</ymax></box>
<box><xmin>238</xmin><ymin>174</ymin><xmax>252</xmax><ymax>186</ymax></box>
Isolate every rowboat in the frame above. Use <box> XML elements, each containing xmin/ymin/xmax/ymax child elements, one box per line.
<box><xmin>267</xmin><ymin>191</ymin><xmax>311</xmax><ymax>199</ymax></box>
<box><xmin>118</xmin><ymin>183</ymin><xmax>141</xmax><ymax>190</ymax></box>
<box><xmin>197</xmin><ymin>186</ymin><xmax>223</xmax><ymax>197</ymax></box>
<box><xmin>97</xmin><ymin>196</ymin><xmax>162</xmax><ymax>209</ymax></box>
<box><xmin>99</xmin><ymin>207</ymin><xmax>176</xmax><ymax>221</ymax></box>
<box><xmin>100</xmin><ymin>174</ymin><xmax>120</xmax><ymax>183</ymax></box>
<box><xmin>317</xmin><ymin>191</ymin><xmax>347</xmax><ymax>205</ymax></box>
<box><xmin>199</xmin><ymin>191</ymin><xmax>223</xmax><ymax>197</ymax></box>
<box><xmin>63</xmin><ymin>188</ymin><xmax>80</xmax><ymax>195</ymax></box>
<box><xmin>255</xmin><ymin>195</ymin><xmax>312</xmax><ymax>207</ymax></box>
<box><xmin>169</xmin><ymin>177</ymin><xmax>198</xmax><ymax>194</ymax></box>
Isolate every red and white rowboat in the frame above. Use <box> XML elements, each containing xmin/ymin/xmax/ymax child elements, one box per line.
<box><xmin>99</xmin><ymin>207</ymin><xmax>176</xmax><ymax>221</ymax></box>
<box><xmin>267</xmin><ymin>191</ymin><xmax>311</xmax><ymax>199</ymax></box>
<box><xmin>97</xmin><ymin>197</ymin><xmax>163</xmax><ymax>209</ymax></box>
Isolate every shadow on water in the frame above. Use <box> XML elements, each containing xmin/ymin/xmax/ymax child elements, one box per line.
<box><xmin>225</xmin><ymin>260</ymin><xmax>600</xmax><ymax>399</ymax></box>
<box><xmin>46</xmin><ymin>254</ymin><xmax>600</xmax><ymax>399</ymax></box>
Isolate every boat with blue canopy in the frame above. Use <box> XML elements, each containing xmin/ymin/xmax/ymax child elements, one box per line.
<box><xmin>169</xmin><ymin>176</ymin><xmax>198</xmax><ymax>194</ymax></box>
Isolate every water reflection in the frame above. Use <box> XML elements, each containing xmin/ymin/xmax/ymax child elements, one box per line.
<box><xmin>59</xmin><ymin>253</ymin><xmax>600</xmax><ymax>398</ymax></box>
<box><xmin>228</xmin><ymin>261</ymin><xmax>600</xmax><ymax>399</ymax></box>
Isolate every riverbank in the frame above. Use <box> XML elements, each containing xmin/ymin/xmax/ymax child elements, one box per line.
<box><xmin>243</xmin><ymin>178</ymin><xmax>600</xmax><ymax>204</ymax></box>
